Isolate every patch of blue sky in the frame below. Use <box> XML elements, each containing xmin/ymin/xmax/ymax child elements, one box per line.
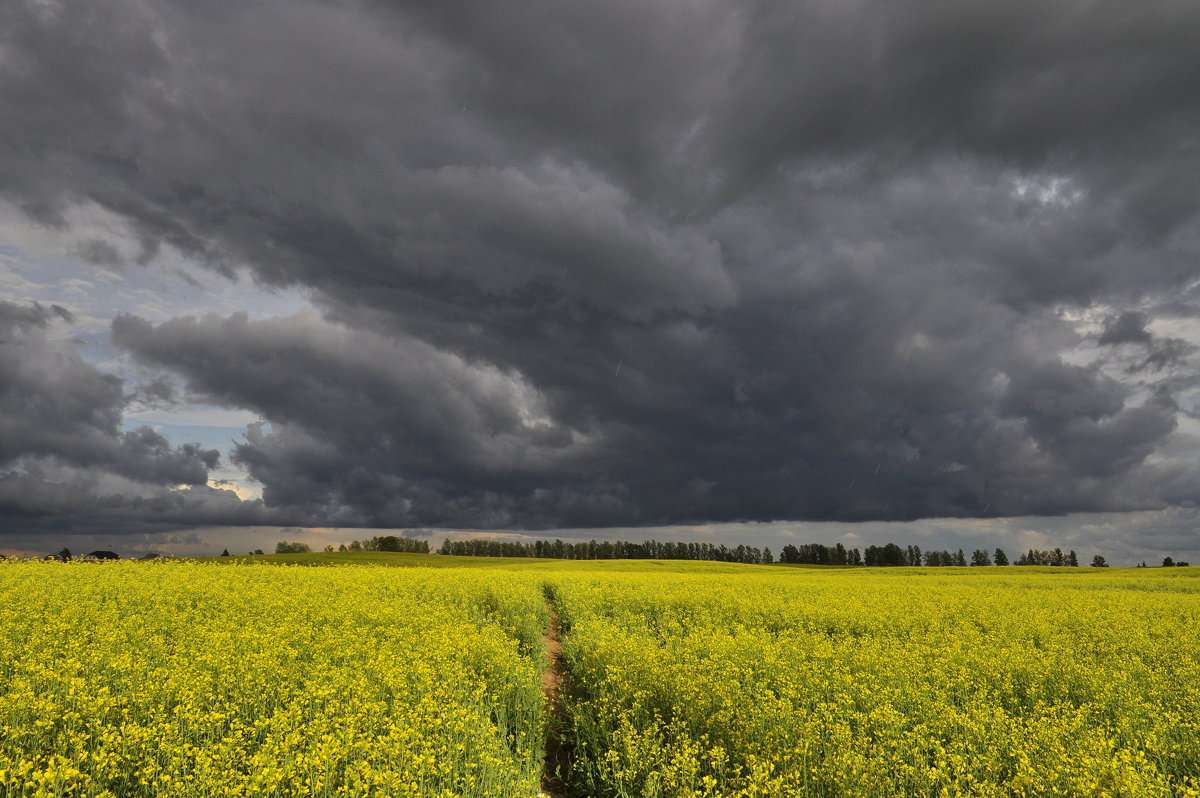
<box><xmin>121</xmin><ymin>419</ymin><xmax>246</xmax><ymax>451</ymax></box>
<box><xmin>123</xmin><ymin>408</ymin><xmax>264</xmax><ymax>494</ymax></box>
<box><xmin>124</xmin><ymin>405</ymin><xmax>261</xmax><ymax>448</ymax></box>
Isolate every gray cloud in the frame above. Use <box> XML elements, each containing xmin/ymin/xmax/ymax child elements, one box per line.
<box><xmin>73</xmin><ymin>238</ymin><xmax>124</xmax><ymax>270</ymax></box>
<box><xmin>1100</xmin><ymin>311</ymin><xmax>1154</xmax><ymax>346</ymax></box>
<box><xmin>0</xmin><ymin>300</ymin><xmax>223</xmax><ymax>529</ymax></box>
<box><xmin>3</xmin><ymin>0</ymin><xmax>1200</xmax><ymax>538</ymax></box>
<box><xmin>109</xmin><ymin>304</ymin><xmax>1187</xmax><ymax>528</ymax></box>
<box><xmin>111</xmin><ymin>309</ymin><xmax>602</xmax><ymax>527</ymax></box>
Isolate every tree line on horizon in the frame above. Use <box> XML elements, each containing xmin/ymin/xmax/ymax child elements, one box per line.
<box><xmin>275</xmin><ymin>535</ymin><xmax>430</xmax><ymax>555</ymax></box>
<box><xmin>12</xmin><ymin>538</ymin><xmax>1188</xmax><ymax>567</ymax></box>
<box><xmin>438</xmin><ymin>537</ymin><xmax>775</xmax><ymax>563</ymax></box>
<box><xmin>432</xmin><ymin>538</ymin><xmax>1143</xmax><ymax>568</ymax></box>
<box><xmin>833</xmin><ymin>543</ymin><xmax>1074</xmax><ymax>567</ymax></box>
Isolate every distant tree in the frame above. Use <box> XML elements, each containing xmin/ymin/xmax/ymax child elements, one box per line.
<box><xmin>254</xmin><ymin>549</ymin><xmax>263</xmax><ymax>555</ymax></box>
<box><xmin>763</xmin><ymin>547</ymin><xmax>773</xmax><ymax>564</ymax></box>
<box><xmin>994</xmin><ymin>548</ymin><xmax>1009</xmax><ymax>566</ymax></box>
<box><xmin>323</xmin><ymin>544</ymin><xmax>335</xmax><ymax>552</ymax></box>
<box><xmin>927</xmin><ymin>549</ymin><xmax>966</xmax><ymax>567</ymax></box>
<box><xmin>863</xmin><ymin>543</ymin><xmax>907</xmax><ymax>566</ymax></box>
<box><xmin>275</xmin><ymin>541</ymin><xmax>312</xmax><ymax>554</ymax></box>
<box><xmin>1163</xmin><ymin>556</ymin><xmax>1175</xmax><ymax>567</ymax></box>
<box><xmin>220</xmin><ymin>548</ymin><xmax>230</xmax><ymax>557</ymax></box>
<box><xmin>1018</xmin><ymin>548</ymin><xmax>1067</xmax><ymax>566</ymax></box>
<box><xmin>347</xmin><ymin>540</ymin><xmax>363</xmax><ymax>551</ymax></box>
<box><xmin>970</xmin><ymin>549</ymin><xmax>991</xmax><ymax>566</ymax></box>
<box><xmin>1015</xmin><ymin>547</ymin><xmax>1085</xmax><ymax>566</ymax></box>
<box><xmin>1091</xmin><ymin>555</ymin><xmax>1108</xmax><ymax>567</ymax></box>
<box><xmin>1178</xmin><ymin>561</ymin><xmax>1191</xmax><ymax>567</ymax></box>
<box><xmin>59</xmin><ymin>547</ymin><xmax>72</xmax><ymax>562</ymax></box>
<box><xmin>363</xmin><ymin>535</ymin><xmax>430</xmax><ymax>554</ymax></box>
<box><xmin>338</xmin><ymin>543</ymin><xmax>347</xmax><ymax>552</ymax></box>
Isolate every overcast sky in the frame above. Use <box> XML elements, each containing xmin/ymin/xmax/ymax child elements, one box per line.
<box><xmin>3</xmin><ymin>0</ymin><xmax>1200</xmax><ymax>564</ymax></box>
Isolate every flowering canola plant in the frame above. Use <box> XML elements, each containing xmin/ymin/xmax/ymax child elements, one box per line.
<box><xmin>550</xmin><ymin>567</ymin><xmax>1200</xmax><ymax>797</ymax></box>
<box><xmin>0</xmin><ymin>561</ymin><xmax>546</xmax><ymax>798</ymax></box>
<box><xmin>3</xmin><ymin>558</ymin><xmax>1199</xmax><ymax>797</ymax></box>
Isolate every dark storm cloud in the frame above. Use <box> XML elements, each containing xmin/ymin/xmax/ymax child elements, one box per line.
<box><xmin>4</xmin><ymin>0</ymin><xmax>1200</xmax><ymax>531</ymax></box>
<box><xmin>0</xmin><ymin>301</ymin><xmax>225</xmax><ymax>530</ymax></box>
<box><xmin>1000</xmin><ymin>361</ymin><xmax>1177</xmax><ymax>478</ymax></box>
<box><xmin>0</xmin><ymin>473</ymin><xmax>288</xmax><ymax>537</ymax></box>
<box><xmin>111</xmin><ymin>309</ymin><xmax>605</xmax><ymax>527</ymax></box>
<box><xmin>1100</xmin><ymin>312</ymin><xmax>1154</xmax><ymax>347</ymax></box>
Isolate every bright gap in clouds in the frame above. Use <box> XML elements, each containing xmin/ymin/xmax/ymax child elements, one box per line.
<box><xmin>121</xmin><ymin>410</ymin><xmax>266</xmax><ymax>501</ymax></box>
<box><xmin>1</xmin><ymin>199</ymin><xmax>306</xmax><ymax>504</ymax></box>
<box><xmin>0</xmin><ymin>199</ymin><xmax>312</xmax><ymax>335</ymax></box>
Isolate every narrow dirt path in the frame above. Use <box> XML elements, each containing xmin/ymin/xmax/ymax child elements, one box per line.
<box><xmin>539</xmin><ymin>595</ymin><xmax>572</xmax><ymax>798</ymax></box>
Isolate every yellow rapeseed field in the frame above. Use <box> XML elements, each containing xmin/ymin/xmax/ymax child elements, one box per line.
<box><xmin>2</xmin><ymin>558</ymin><xmax>1198</xmax><ymax>797</ymax></box>
<box><xmin>552</xmin><ymin>567</ymin><xmax>1200</xmax><ymax>797</ymax></box>
<box><xmin>0</xmin><ymin>562</ymin><xmax>546</xmax><ymax>798</ymax></box>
